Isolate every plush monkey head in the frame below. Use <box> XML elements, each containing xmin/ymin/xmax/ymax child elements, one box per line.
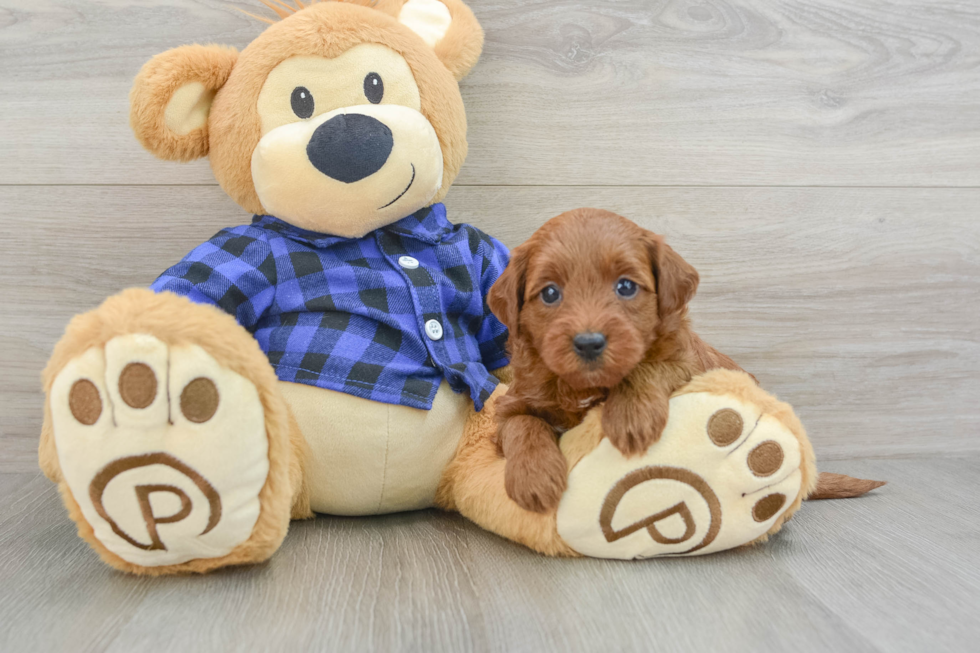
<box><xmin>130</xmin><ymin>0</ymin><xmax>483</xmax><ymax>238</ymax></box>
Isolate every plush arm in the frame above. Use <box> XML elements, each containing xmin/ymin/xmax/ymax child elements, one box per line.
<box><xmin>149</xmin><ymin>227</ymin><xmax>276</xmax><ymax>329</ymax></box>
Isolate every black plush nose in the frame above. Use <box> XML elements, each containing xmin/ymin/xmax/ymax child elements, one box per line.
<box><xmin>573</xmin><ymin>332</ymin><xmax>607</xmax><ymax>361</ymax></box>
<box><xmin>306</xmin><ymin>113</ymin><xmax>393</xmax><ymax>183</ymax></box>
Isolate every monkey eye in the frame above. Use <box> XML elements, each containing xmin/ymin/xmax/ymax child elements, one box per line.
<box><xmin>364</xmin><ymin>72</ymin><xmax>384</xmax><ymax>104</ymax></box>
<box><xmin>615</xmin><ymin>278</ymin><xmax>639</xmax><ymax>299</ymax></box>
<box><xmin>540</xmin><ymin>284</ymin><xmax>562</xmax><ymax>306</ymax></box>
<box><xmin>291</xmin><ymin>86</ymin><xmax>314</xmax><ymax>119</ymax></box>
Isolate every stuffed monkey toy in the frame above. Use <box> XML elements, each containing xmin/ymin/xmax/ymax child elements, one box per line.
<box><xmin>39</xmin><ymin>0</ymin><xmax>873</xmax><ymax>574</ymax></box>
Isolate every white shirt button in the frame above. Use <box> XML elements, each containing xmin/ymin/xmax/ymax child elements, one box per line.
<box><xmin>398</xmin><ymin>255</ymin><xmax>419</xmax><ymax>270</ymax></box>
<box><xmin>425</xmin><ymin>319</ymin><xmax>443</xmax><ymax>341</ymax></box>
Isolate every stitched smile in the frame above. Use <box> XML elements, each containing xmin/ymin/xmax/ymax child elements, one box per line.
<box><xmin>378</xmin><ymin>163</ymin><xmax>415</xmax><ymax>210</ymax></box>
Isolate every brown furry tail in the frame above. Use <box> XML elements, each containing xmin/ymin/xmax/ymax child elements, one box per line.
<box><xmin>807</xmin><ymin>472</ymin><xmax>886</xmax><ymax>500</ymax></box>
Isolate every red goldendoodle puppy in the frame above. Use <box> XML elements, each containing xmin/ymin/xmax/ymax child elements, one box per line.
<box><xmin>488</xmin><ymin>208</ymin><xmax>750</xmax><ymax>513</ymax></box>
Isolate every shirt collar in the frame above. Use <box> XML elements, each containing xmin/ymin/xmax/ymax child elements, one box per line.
<box><xmin>252</xmin><ymin>203</ymin><xmax>451</xmax><ymax>248</ymax></box>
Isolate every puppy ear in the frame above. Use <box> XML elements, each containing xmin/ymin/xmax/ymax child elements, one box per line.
<box><xmin>130</xmin><ymin>44</ymin><xmax>238</xmax><ymax>162</ymax></box>
<box><xmin>488</xmin><ymin>243</ymin><xmax>529</xmax><ymax>337</ymax></box>
<box><xmin>646</xmin><ymin>234</ymin><xmax>699</xmax><ymax>316</ymax></box>
<box><xmin>398</xmin><ymin>0</ymin><xmax>484</xmax><ymax>80</ymax></box>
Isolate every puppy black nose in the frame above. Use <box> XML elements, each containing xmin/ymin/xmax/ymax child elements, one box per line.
<box><xmin>306</xmin><ymin>113</ymin><xmax>393</xmax><ymax>183</ymax></box>
<box><xmin>573</xmin><ymin>332</ymin><xmax>607</xmax><ymax>361</ymax></box>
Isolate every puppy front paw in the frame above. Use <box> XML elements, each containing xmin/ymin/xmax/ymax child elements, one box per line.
<box><xmin>504</xmin><ymin>446</ymin><xmax>568</xmax><ymax>514</ymax></box>
<box><xmin>602</xmin><ymin>396</ymin><xmax>668</xmax><ymax>457</ymax></box>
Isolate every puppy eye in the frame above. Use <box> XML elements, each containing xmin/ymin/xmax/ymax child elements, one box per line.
<box><xmin>615</xmin><ymin>278</ymin><xmax>639</xmax><ymax>299</ymax></box>
<box><xmin>540</xmin><ymin>285</ymin><xmax>562</xmax><ymax>306</ymax></box>
<box><xmin>364</xmin><ymin>73</ymin><xmax>384</xmax><ymax>104</ymax></box>
<box><xmin>291</xmin><ymin>86</ymin><xmax>314</xmax><ymax>119</ymax></box>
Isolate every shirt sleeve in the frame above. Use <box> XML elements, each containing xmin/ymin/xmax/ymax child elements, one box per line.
<box><xmin>474</xmin><ymin>230</ymin><xmax>511</xmax><ymax>369</ymax></box>
<box><xmin>149</xmin><ymin>227</ymin><xmax>277</xmax><ymax>330</ymax></box>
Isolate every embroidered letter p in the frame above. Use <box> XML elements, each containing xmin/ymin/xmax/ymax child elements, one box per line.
<box><xmin>89</xmin><ymin>453</ymin><xmax>222</xmax><ymax>552</ymax></box>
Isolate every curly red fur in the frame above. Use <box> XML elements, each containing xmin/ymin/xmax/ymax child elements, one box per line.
<box><xmin>488</xmin><ymin>208</ymin><xmax>751</xmax><ymax>513</ymax></box>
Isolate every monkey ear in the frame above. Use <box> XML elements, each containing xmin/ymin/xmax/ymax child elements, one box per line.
<box><xmin>130</xmin><ymin>44</ymin><xmax>238</xmax><ymax>162</ymax></box>
<box><xmin>646</xmin><ymin>234</ymin><xmax>700</xmax><ymax>317</ymax></box>
<box><xmin>398</xmin><ymin>0</ymin><xmax>484</xmax><ymax>80</ymax></box>
<box><xmin>487</xmin><ymin>244</ymin><xmax>529</xmax><ymax>338</ymax></box>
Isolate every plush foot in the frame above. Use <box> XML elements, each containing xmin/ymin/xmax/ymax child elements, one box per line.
<box><xmin>49</xmin><ymin>333</ymin><xmax>272</xmax><ymax>568</ymax></box>
<box><xmin>41</xmin><ymin>289</ymin><xmax>299</xmax><ymax>574</ymax></box>
<box><xmin>555</xmin><ymin>370</ymin><xmax>815</xmax><ymax>559</ymax></box>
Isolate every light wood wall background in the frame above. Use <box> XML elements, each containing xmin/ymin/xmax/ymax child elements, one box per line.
<box><xmin>1</xmin><ymin>0</ymin><xmax>978</xmax><ymax>472</ymax></box>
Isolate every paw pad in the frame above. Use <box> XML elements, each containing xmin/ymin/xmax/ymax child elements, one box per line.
<box><xmin>49</xmin><ymin>334</ymin><xmax>269</xmax><ymax>567</ymax></box>
<box><xmin>179</xmin><ymin>378</ymin><xmax>219</xmax><ymax>423</ymax></box>
<box><xmin>747</xmin><ymin>440</ymin><xmax>784</xmax><ymax>477</ymax></box>
<box><xmin>119</xmin><ymin>362</ymin><xmax>157</xmax><ymax>409</ymax></box>
<box><xmin>752</xmin><ymin>493</ymin><xmax>787</xmax><ymax>522</ymax></box>
<box><xmin>69</xmin><ymin>379</ymin><xmax>102</xmax><ymax>425</ymax></box>
<box><xmin>706</xmin><ymin>407</ymin><xmax>742</xmax><ymax>445</ymax></box>
<box><xmin>68</xmin><ymin>366</ymin><xmax>221</xmax><ymax>426</ymax></box>
<box><xmin>557</xmin><ymin>388</ymin><xmax>804</xmax><ymax>559</ymax></box>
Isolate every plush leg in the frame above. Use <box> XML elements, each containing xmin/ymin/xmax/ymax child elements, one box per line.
<box><xmin>439</xmin><ymin>370</ymin><xmax>820</xmax><ymax>559</ymax></box>
<box><xmin>435</xmin><ymin>385</ymin><xmax>578</xmax><ymax>556</ymax></box>
<box><xmin>556</xmin><ymin>369</ymin><xmax>817</xmax><ymax>558</ymax></box>
<box><xmin>40</xmin><ymin>289</ymin><xmax>311</xmax><ymax>575</ymax></box>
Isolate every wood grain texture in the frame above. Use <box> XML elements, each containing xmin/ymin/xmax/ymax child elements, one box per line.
<box><xmin>0</xmin><ymin>456</ymin><xmax>978</xmax><ymax>652</ymax></box>
<box><xmin>1</xmin><ymin>0</ymin><xmax>979</xmax><ymax>650</ymax></box>
<box><xmin>1</xmin><ymin>0</ymin><xmax>979</xmax><ymax>186</ymax></box>
<box><xmin>2</xmin><ymin>185</ymin><xmax>978</xmax><ymax>471</ymax></box>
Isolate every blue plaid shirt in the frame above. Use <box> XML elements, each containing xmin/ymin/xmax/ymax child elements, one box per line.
<box><xmin>150</xmin><ymin>204</ymin><xmax>509</xmax><ymax>410</ymax></box>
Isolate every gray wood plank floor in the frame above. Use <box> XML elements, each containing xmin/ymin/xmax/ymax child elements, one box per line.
<box><xmin>1</xmin><ymin>0</ymin><xmax>978</xmax><ymax>651</ymax></box>
<box><xmin>1</xmin><ymin>456</ymin><xmax>978</xmax><ymax>653</ymax></box>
